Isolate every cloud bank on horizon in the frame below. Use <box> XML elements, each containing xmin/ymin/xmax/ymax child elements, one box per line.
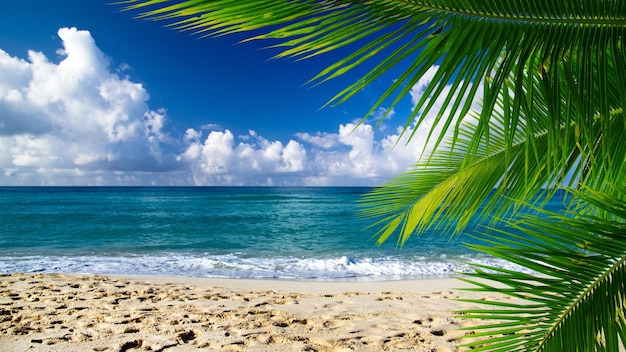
<box><xmin>0</xmin><ymin>27</ymin><xmax>448</xmax><ymax>186</ymax></box>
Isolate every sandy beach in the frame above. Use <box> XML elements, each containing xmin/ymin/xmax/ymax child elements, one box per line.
<box><xmin>0</xmin><ymin>273</ymin><xmax>503</xmax><ymax>351</ymax></box>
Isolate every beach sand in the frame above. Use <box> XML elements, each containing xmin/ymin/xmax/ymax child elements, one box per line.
<box><xmin>0</xmin><ymin>273</ymin><xmax>505</xmax><ymax>351</ymax></box>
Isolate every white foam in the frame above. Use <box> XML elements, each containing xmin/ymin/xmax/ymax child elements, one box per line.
<box><xmin>0</xmin><ymin>252</ymin><xmax>533</xmax><ymax>281</ymax></box>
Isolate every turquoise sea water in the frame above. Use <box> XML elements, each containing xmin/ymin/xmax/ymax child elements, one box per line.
<box><xmin>0</xmin><ymin>187</ymin><xmax>561</xmax><ymax>280</ymax></box>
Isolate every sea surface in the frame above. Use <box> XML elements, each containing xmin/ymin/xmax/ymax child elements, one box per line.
<box><xmin>0</xmin><ymin>187</ymin><xmax>563</xmax><ymax>281</ymax></box>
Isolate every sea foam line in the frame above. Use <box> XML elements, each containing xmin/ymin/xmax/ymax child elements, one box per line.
<box><xmin>0</xmin><ymin>253</ymin><xmax>532</xmax><ymax>280</ymax></box>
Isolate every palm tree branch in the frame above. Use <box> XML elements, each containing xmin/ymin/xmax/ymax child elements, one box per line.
<box><xmin>459</xmin><ymin>189</ymin><xmax>626</xmax><ymax>350</ymax></box>
<box><xmin>360</xmin><ymin>94</ymin><xmax>578</xmax><ymax>242</ymax></box>
<box><xmin>120</xmin><ymin>1</ymin><xmax>626</xmax><ymax>158</ymax></box>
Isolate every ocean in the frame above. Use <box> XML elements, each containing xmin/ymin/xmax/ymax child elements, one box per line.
<box><xmin>0</xmin><ymin>187</ymin><xmax>556</xmax><ymax>281</ymax></box>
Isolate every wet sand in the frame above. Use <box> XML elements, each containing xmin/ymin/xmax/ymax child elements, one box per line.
<box><xmin>0</xmin><ymin>273</ymin><xmax>504</xmax><ymax>351</ymax></box>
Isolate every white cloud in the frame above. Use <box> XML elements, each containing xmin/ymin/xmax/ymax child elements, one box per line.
<box><xmin>291</xmin><ymin>122</ymin><xmax>424</xmax><ymax>186</ymax></box>
<box><xmin>0</xmin><ymin>28</ymin><xmax>479</xmax><ymax>186</ymax></box>
<box><xmin>0</xmin><ymin>27</ymin><xmax>181</xmax><ymax>185</ymax></box>
<box><xmin>293</xmin><ymin>132</ymin><xmax>339</xmax><ymax>149</ymax></box>
<box><xmin>175</xmin><ymin>117</ymin><xmax>438</xmax><ymax>186</ymax></box>
<box><xmin>180</xmin><ymin>129</ymin><xmax>308</xmax><ymax>185</ymax></box>
<box><xmin>200</xmin><ymin>123</ymin><xmax>221</xmax><ymax>130</ymax></box>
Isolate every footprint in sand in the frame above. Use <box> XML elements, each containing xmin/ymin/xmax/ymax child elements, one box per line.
<box><xmin>119</xmin><ymin>339</ymin><xmax>143</xmax><ymax>352</ymax></box>
<box><xmin>323</xmin><ymin>318</ymin><xmax>353</xmax><ymax>330</ymax></box>
<box><xmin>176</xmin><ymin>329</ymin><xmax>196</xmax><ymax>343</ymax></box>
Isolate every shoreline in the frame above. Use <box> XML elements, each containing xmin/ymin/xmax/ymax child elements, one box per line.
<box><xmin>0</xmin><ymin>273</ymin><xmax>500</xmax><ymax>351</ymax></box>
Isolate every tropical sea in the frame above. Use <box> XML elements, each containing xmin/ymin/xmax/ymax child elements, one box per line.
<box><xmin>0</xmin><ymin>187</ymin><xmax>562</xmax><ymax>281</ymax></box>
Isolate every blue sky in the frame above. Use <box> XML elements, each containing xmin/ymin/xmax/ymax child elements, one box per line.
<box><xmin>0</xmin><ymin>1</ymin><xmax>446</xmax><ymax>186</ymax></box>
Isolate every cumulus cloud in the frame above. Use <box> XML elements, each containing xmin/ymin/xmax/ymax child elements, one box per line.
<box><xmin>295</xmin><ymin>121</ymin><xmax>424</xmax><ymax>186</ymax></box>
<box><xmin>0</xmin><ymin>28</ymin><xmax>476</xmax><ymax>186</ymax></box>
<box><xmin>0</xmin><ymin>27</ymin><xmax>180</xmax><ymax>185</ymax></box>
<box><xmin>176</xmin><ymin>118</ymin><xmax>428</xmax><ymax>186</ymax></box>
<box><xmin>180</xmin><ymin>129</ymin><xmax>308</xmax><ymax>185</ymax></box>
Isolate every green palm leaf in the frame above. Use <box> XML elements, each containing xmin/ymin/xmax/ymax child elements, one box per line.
<box><xmin>360</xmin><ymin>80</ymin><xmax>626</xmax><ymax>244</ymax></box>
<box><xmin>458</xmin><ymin>186</ymin><xmax>626</xmax><ymax>351</ymax></box>
<box><xmin>120</xmin><ymin>0</ymin><xmax>626</xmax><ymax>161</ymax></box>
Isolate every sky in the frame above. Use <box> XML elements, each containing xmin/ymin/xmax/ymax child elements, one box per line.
<box><xmin>0</xmin><ymin>1</ymin><xmax>447</xmax><ymax>186</ymax></box>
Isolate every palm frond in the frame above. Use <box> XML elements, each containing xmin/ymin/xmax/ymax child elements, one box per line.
<box><xmin>120</xmin><ymin>0</ymin><xmax>626</xmax><ymax>163</ymax></box>
<box><xmin>458</xmin><ymin>186</ymin><xmax>626</xmax><ymax>351</ymax></box>
<box><xmin>360</xmin><ymin>70</ymin><xmax>626</xmax><ymax>244</ymax></box>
